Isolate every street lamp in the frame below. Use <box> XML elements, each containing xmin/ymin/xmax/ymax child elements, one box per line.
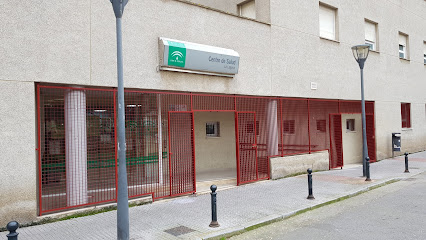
<box><xmin>110</xmin><ymin>0</ymin><xmax>130</xmax><ymax>239</ymax></box>
<box><xmin>351</xmin><ymin>44</ymin><xmax>370</xmax><ymax>179</ymax></box>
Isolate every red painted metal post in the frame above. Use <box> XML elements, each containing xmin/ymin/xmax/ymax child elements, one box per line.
<box><xmin>254</xmin><ymin>113</ymin><xmax>259</xmax><ymax>181</ymax></box>
<box><xmin>328</xmin><ymin>114</ymin><xmax>333</xmax><ymax>170</ymax></box>
<box><xmin>307</xmin><ymin>99</ymin><xmax>311</xmax><ymax>154</ymax></box>
<box><xmin>191</xmin><ymin>111</ymin><xmax>196</xmax><ymax>192</ymax></box>
<box><xmin>114</xmin><ymin>90</ymin><xmax>118</xmax><ymax>201</ymax></box>
<box><xmin>168</xmin><ymin>112</ymin><xmax>172</xmax><ymax>196</ymax></box>
<box><xmin>235</xmin><ymin>112</ymin><xmax>241</xmax><ymax>185</ymax></box>
<box><xmin>37</xmin><ymin>85</ymin><xmax>43</xmax><ymax>215</ymax></box>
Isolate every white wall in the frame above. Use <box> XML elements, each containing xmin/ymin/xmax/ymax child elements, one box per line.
<box><xmin>342</xmin><ymin>114</ymin><xmax>363</xmax><ymax>164</ymax></box>
<box><xmin>194</xmin><ymin>112</ymin><xmax>237</xmax><ymax>173</ymax></box>
<box><xmin>0</xmin><ymin>0</ymin><xmax>425</xmax><ymax>223</ymax></box>
<box><xmin>0</xmin><ymin>81</ymin><xmax>37</xmax><ymax>226</ymax></box>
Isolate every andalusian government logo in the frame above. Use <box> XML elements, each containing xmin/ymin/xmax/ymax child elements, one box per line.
<box><xmin>168</xmin><ymin>41</ymin><xmax>186</xmax><ymax>68</ymax></box>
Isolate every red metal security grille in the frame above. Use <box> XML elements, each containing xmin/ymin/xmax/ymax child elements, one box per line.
<box><xmin>281</xmin><ymin>99</ymin><xmax>310</xmax><ymax>155</ymax></box>
<box><xmin>309</xmin><ymin>100</ymin><xmax>339</xmax><ymax>154</ymax></box>
<box><xmin>37</xmin><ymin>85</ymin><xmax>377</xmax><ymax>214</ymax></box>
<box><xmin>38</xmin><ymin>86</ymin><xmax>117</xmax><ymax>214</ymax></box>
<box><xmin>168</xmin><ymin>112</ymin><xmax>195</xmax><ymax>195</ymax></box>
<box><xmin>236</xmin><ymin>112</ymin><xmax>258</xmax><ymax>184</ymax></box>
<box><xmin>329</xmin><ymin>114</ymin><xmax>343</xmax><ymax>168</ymax></box>
<box><xmin>366</xmin><ymin>114</ymin><xmax>377</xmax><ymax>163</ymax></box>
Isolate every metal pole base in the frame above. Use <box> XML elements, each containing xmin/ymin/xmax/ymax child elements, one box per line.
<box><xmin>365</xmin><ymin>177</ymin><xmax>371</xmax><ymax>181</ymax></box>
<box><xmin>404</xmin><ymin>170</ymin><xmax>410</xmax><ymax>173</ymax></box>
<box><xmin>209</xmin><ymin>221</ymin><xmax>220</xmax><ymax>228</ymax></box>
<box><xmin>307</xmin><ymin>195</ymin><xmax>315</xmax><ymax>200</ymax></box>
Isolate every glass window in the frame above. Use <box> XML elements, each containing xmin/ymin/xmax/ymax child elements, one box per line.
<box><xmin>316</xmin><ymin>120</ymin><xmax>327</xmax><ymax>133</ymax></box>
<box><xmin>319</xmin><ymin>4</ymin><xmax>337</xmax><ymax>40</ymax></box>
<box><xmin>365</xmin><ymin>20</ymin><xmax>377</xmax><ymax>51</ymax></box>
<box><xmin>398</xmin><ymin>33</ymin><xmax>408</xmax><ymax>59</ymax></box>
<box><xmin>283</xmin><ymin>120</ymin><xmax>295</xmax><ymax>134</ymax></box>
<box><xmin>206</xmin><ymin>122</ymin><xmax>220</xmax><ymax>137</ymax></box>
<box><xmin>239</xmin><ymin>0</ymin><xmax>256</xmax><ymax>19</ymax></box>
<box><xmin>346</xmin><ymin>119</ymin><xmax>355</xmax><ymax>132</ymax></box>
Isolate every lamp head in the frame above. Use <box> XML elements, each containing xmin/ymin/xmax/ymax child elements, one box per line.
<box><xmin>351</xmin><ymin>44</ymin><xmax>370</xmax><ymax>63</ymax></box>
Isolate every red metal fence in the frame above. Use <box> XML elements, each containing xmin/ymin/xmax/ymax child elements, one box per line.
<box><xmin>37</xmin><ymin>85</ymin><xmax>375</xmax><ymax>215</ymax></box>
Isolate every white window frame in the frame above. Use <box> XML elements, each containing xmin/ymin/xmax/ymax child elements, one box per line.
<box><xmin>399</xmin><ymin>44</ymin><xmax>406</xmax><ymax>59</ymax></box>
<box><xmin>398</xmin><ymin>32</ymin><xmax>408</xmax><ymax>59</ymax></box>
<box><xmin>319</xmin><ymin>3</ymin><xmax>337</xmax><ymax>40</ymax></box>
<box><xmin>365</xmin><ymin>20</ymin><xmax>378</xmax><ymax>51</ymax></box>
<box><xmin>238</xmin><ymin>0</ymin><xmax>256</xmax><ymax>19</ymax></box>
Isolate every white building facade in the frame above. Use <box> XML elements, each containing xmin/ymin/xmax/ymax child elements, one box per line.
<box><xmin>0</xmin><ymin>0</ymin><xmax>425</xmax><ymax>226</ymax></box>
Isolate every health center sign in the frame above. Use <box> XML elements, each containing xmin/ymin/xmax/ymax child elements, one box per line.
<box><xmin>159</xmin><ymin>37</ymin><xmax>240</xmax><ymax>77</ymax></box>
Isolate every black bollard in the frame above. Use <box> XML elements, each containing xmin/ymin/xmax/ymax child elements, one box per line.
<box><xmin>209</xmin><ymin>185</ymin><xmax>220</xmax><ymax>228</ymax></box>
<box><xmin>404</xmin><ymin>152</ymin><xmax>410</xmax><ymax>173</ymax></box>
<box><xmin>365</xmin><ymin>157</ymin><xmax>371</xmax><ymax>181</ymax></box>
<box><xmin>307</xmin><ymin>169</ymin><xmax>315</xmax><ymax>200</ymax></box>
<box><xmin>6</xmin><ymin>221</ymin><xmax>19</xmax><ymax>240</ymax></box>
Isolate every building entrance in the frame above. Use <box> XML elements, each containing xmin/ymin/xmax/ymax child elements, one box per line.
<box><xmin>194</xmin><ymin>112</ymin><xmax>237</xmax><ymax>191</ymax></box>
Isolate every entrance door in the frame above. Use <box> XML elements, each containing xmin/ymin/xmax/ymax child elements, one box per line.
<box><xmin>329</xmin><ymin>114</ymin><xmax>343</xmax><ymax>169</ymax></box>
<box><xmin>168</xmin><ymin>112</ymin><xmax>195</xmax><ymax>196</ymax></box>
<box><xmin>236</xmin><ymin>112</ymin><xmax>258</xmax><ymax>185</ymax></box>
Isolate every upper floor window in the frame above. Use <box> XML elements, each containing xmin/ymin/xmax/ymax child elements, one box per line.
<box><xmin>239</xmin><ymin>0</ymin><xmax>256</xmax><ymax>19</ymax></box>
<box><xmin>319</xmin><ymin>3</ymin><xmax>337</xmax><ymax>40</ymax></box>
<box><xmin>365</xmin><ymin>20</ymin><xmax>378</xmax><ymax>51</ymax></box>
<box><xmin>398</xmin><ymin>32</ymin><xmax>409</xmax><ymax>59</ymax></box>
<box><xmin>401</xmin><ymin>103</ymin><xmax>411</xmax><ymax>128</ymax></box>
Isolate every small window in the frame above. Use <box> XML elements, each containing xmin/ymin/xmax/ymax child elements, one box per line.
<box><xmin>398</xmin><ymin>32</ymin><xmax>408</xmax><ymax>59</ymax></box>
<box><xmin>206</xmin><ymin>122</ymin><xmax>220</xmax><ymax>137</ymax></box>
<box><xmin>283</xmin><ymin>120</ymin><xmax>295</xmax><ymax>134</ymax></box>
<box><xmin>246</xmin><ymin>121</ymin><xmax>260</xmax><ymax>135</ymax></box>
<box><xmin>316</xmin><ymin>119</ymin><xmax>326</xmax><ymax>133</ymax></box>
<box><xmin>365</xmin><ymin>20</ymin><xmax>378</xmax><ymax>51</ymax></box>
<box><xmin>401</xmin><ymin>103</ymin><xmax>411</xmax><ymax>128</ymax></box>
<box><xmin>239</xmin><ymin>0</ymin><xmax>256</xmax><ymax>19</ymax></box>
<box><xmin>346</xmin><ymin>119</ymin><xmax>355</xmax><ymax>132</ymax></box>
<box><xmin>319</xmin><ymin>3</ymin><xmax>337</xmax><ymax>40</ymax></box>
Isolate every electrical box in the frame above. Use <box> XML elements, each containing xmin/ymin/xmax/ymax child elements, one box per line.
<box><xmin>392</xmin><ymin>133</ymin><xmax>401</xmax><ymax>151</ymax></box>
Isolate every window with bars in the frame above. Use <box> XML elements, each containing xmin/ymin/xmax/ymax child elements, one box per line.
<box><xmin>283</xmin><ymin>120</ymin><xmax>295</xmax><ymax>134</ymax></box>
<box><xmin>316</xmin><ymin>119</ymin><xmax>327</xmax><ymax>133</ymax></box>
<box><xmin>401</xmin><ymin>103</ymin><xmax>411</xmax><ymax>128</ymax></box>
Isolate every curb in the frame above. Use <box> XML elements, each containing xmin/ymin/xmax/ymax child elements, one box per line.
<box><xmin>199</xmin><ymin>175</ymin><xmax>419</xmax><ymax>240</ymax></box>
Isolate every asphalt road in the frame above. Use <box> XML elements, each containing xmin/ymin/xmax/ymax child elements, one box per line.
<box><xmin>230</xmin><ymin>172</ymin><xmax>426</xmax><ymax>240</ymax></box>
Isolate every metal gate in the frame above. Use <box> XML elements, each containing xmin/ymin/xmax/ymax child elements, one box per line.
<box><xmin>329</xmin><ymin>114</ymin><xmax>343</xmax><ymax>169</ymax></box>
<box><xmin>366</xmin><ymin>114</ymin><xmax>377</xmax><ymax>162</ymax></box>
<box><xmin>168</xmin><ymin>112</ymin><xmax>196</xmax><ymax>196</ymax></box>
<box><xmin>236</xmin><ymin>112</ymin><xmax>258</xmax><ymax>185</ymax></box>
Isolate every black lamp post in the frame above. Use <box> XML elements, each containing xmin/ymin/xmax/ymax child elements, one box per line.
<box><xmin>351</xmin><ymin>44</ymin><xmax>370</xmax><ymax>178</ymax></box>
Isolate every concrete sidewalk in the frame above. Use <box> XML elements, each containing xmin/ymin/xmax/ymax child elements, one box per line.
<box><xmin>2</xmin><ymin>152</ymin><xmax>426</xmax><ymax>240</ymax></box>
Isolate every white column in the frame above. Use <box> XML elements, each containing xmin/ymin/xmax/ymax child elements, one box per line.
<box><xmin>65</xmin><ymin>89</ymin><xmax>88</xmax><ymax>206</ymax></box>
<box><xmin>267</xmin><ymin>100</ymin><xmax>279</xmax><ymax>156</ymax></box>
<box><xmin>157</xmin><ymin>94</ymin><xmax>163</xmax><ymax>185</ymax></box>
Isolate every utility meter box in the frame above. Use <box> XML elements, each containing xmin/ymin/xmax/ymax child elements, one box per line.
<box><xmin>392</xmin><ymin>133</ymin><xmax>401</xmax><ymax>151</ymax></box>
